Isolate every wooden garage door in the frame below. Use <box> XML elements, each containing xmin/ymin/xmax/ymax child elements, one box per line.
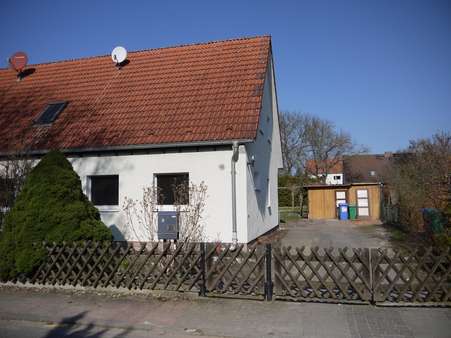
<box><xmin>356</xmin><ymin>189</ymin><xmax>369</xmax><ymax>217</ymax></box>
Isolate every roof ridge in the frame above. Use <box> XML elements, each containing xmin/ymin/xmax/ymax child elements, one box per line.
<box><xmin>1</xmin><ymin>35</ymin><xmax>271</xmax><ymax>70</ymax></box>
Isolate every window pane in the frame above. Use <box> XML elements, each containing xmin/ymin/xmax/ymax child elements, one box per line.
<box><xmin>156</xmin><ymin>173</ymin><xmax>189</xmax><ymax>205</ymax></box>
<box><xmin>357</xmin><ymin>198</ymin><xmax>369</xmax><ymax>207</ymax></box>
<box><xmin>358</xmin><ymin>207</ymin><xmax>369</xmax><ymax>216</ymax></box>
<box><xmin>36</xmin><ymin>102</ymin><xmax>68</xmax><ymax>125</ymax></box>
<box><xmin>357</xmin><ymin>189</ymin><xmax>368</xmax><ymax>198</ymax></box>
<box><xmin>91</xmin><ymin>175</ymin><xmax>119</xmax><ymax>205</ymax></box>
<box><xmin>336</xmin><ymin>191</ymin><xmax>346</xmax><ymax>199</ymax></box>
<box><xmin>336</xmin><ymin>199</ymin><xmax>346</xmax><ymax>207</ymax></box>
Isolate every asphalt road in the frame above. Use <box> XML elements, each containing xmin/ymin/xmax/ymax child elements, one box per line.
<box><xmin>1</xmin><ymin>286</ymin><xmax>450</xmax><ymax>338</ymax></box>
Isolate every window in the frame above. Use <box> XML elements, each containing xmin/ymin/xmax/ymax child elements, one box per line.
<box><xmin>266</xmin><ymin>178</ymin><xmax>271</xmax><ymax>208</ymax></box>
<box><xmin>0</xmin><ymin>177</ymin><xmax>15</xmax><ymax>207</ymax></box>
<box><xmin>333</xmin><ymin>175</ymin><xmax>341</xmax><ymax>180</ymax></box>
<box><xmin>90</xmin><ymin>175</ymin><xmax>119</xmax><ymax>206</ymax></box>
<box><xmin>369</xmin><ymin>170</ymin><xmax>376</xmax><ymax>177</ymax></box>
<box><xmin>335</xmin><ymin>190</ymin><xmax>346</xmax><ymax>207</ymax></box>
<box><xmin>35</xmin><ymin>101</ymin><xmax>68</xmax><ymax>125</ymax></box>
<box><xmin>156</xmin><ymin>173</ymin><xmax>189</xmax><ymax>205</ymax></box>
<box><xmin>357</xmin><ymin>189</ymin><xmax>369</xmax><ymax>216</ymax></box>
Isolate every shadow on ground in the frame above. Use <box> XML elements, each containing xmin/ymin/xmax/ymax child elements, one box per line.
<box><xmin>43</xmin><ymin>311</ymin><xmax>133</xmax><ymax>338</ymax></box>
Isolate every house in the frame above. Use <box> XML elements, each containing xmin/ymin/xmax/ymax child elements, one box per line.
<box><xmin>343</xmin><ymin>153</ymin><xmax>394</xmax><ymax>184</ymax></box>
<box><xmin>305</xmin><ymin>159</ymin><xmax>343</xmax><ymax>185</ymax></box>
<box><xmin>0</xmin><ymin>36</ymin><xmax>283</xmax><ymax>243</ymax></box>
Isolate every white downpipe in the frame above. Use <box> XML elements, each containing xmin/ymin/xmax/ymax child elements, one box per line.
<box><xmin>231</xmin><ymin>141</ymin><xmax>239</xmax><ymax>248</ymax></box>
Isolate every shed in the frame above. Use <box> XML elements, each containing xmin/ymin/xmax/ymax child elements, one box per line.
<box><xmin>306</xmin><ymin>183</ymin><xmax>381</xmax><ymax>221</ymax></box>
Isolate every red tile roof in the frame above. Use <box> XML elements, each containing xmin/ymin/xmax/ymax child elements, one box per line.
<box><xmin>305</xmin><ymin>159</ymin><xmax>343</xmax><ymax>175</ymax></box>
<box><xmin>0</xmin><ymin>36</ymin><xmax>271</xmax><ymax>154</ymax></box>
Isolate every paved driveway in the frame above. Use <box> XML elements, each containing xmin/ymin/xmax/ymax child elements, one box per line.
<box><xmin>275</xmin><ymin>219</ymin><xmax>394</xmax><ymax>248</ymax></box>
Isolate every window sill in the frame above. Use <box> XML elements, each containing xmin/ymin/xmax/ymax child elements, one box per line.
<box><xmin>95</xmin><ymin>206</ymin><xmax>120</xmax><ymax>213</ymax></box>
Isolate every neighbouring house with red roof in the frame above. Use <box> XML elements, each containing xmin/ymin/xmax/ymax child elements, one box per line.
<box><xmin>305</xmin><ymin>159</ymin><xmax>344</xmax><ymax>185</ymax></box>
<box><xmin>0</xmin><ymin>36</ymin><xmax>283</xmax><ymax>243</ymax></box>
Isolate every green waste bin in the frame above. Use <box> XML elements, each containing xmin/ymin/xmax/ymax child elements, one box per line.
<box><xmin>349</xmin><ymin>205</ymin><xmax>357</xmax><ymax>220</ymax></box>
<box><xmin>422</xmin><ymin>208</ymin><xmax>445</xmax><ymax>234</ymax></box>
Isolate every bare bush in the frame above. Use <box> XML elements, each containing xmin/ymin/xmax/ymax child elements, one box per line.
<box><xmin>0</xmin><ymin>154</ymin><xmax>33</xmax><ymax>227</ymax></box>
<box><xmin>174</xmin><ymin>181</ymin><xmax>208</xmax><ymax>242</ymax></box>
<box><xmin>122</xmin><ymin>182</ymin><xmax>207</xmax><ymax>242</ymax></box>
<box><xmin>122</xmin><ymin>186</ymin><xmax>160</xmax><ymax>241</ymax></box>
<box><xmin>388</xmin><ymin>131</ymin><xmax>450</xmax><ymax>231</ymax></box>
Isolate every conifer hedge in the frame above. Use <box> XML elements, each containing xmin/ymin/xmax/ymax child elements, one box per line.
<box><xmin>0</xmin><ymin>151</ymin><xmax>112</xmax><ymax>281</ymax></box>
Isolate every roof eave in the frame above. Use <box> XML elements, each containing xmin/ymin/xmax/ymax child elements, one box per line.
<box><xmin>0</xmin><ymin>139</ymin><xmax>254</xmax><ymax>157</ymax></box>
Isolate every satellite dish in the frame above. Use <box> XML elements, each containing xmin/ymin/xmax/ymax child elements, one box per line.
<box><xmin>9</xmin><ymin>51</ymin><xmax>28</xmax><ymax>73</ymax></box>
<box><xmin>111</xmin><ymin>46</ymin><xmax>127</xmax><ymax>65</ymax></box>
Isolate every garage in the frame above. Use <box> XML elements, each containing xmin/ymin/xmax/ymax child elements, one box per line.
<box><xmin>306</xmin><ymin>183</ymin><xmax>381</xmax><ymax>221</ymax></box>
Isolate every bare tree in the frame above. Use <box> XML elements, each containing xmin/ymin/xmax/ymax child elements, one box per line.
<box><xmin>305</xmin><ymin>116</ymin><xmax>360</xmax><ymax>181</ymax></box>
<box><xmin>279</xmin><ymin>111</ymin><xmax>310</xmax><ymax>175</ymax></box>
<box><xmin>280</xmin><ymin>111</ymin><xmax>366</xmax><ymax>181</ymax></box>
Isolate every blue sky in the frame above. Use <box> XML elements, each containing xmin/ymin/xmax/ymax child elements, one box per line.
<box><xmin>1</xmin><ymin>0</ymin><xmax>450</xmax><ymax>152</ymax></box>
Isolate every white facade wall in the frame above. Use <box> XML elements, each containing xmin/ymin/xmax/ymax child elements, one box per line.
<box><xmin>68</xmin><ymin>148</ymin><xmax>249</xmax><ymax>243</ymax></box>
<box><xmin>309</xmin><ymin>173</ymin><xmax>344</xmax><ymax>185</ymax></box>
<box><xmin>244</xmin><ymin>57</ymin><xmax>283</xmax><ymax>242</ymax></box>
<box><xmin>325</xmin><ymin>173</ymin><xmax>343</xmax><ymax>185</ymax></box>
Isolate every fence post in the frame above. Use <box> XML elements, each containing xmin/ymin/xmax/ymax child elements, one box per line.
<box><xmin>264</xmin><ymin>244</ymin><xmax>273</xmax><ymax>301</ymax></box>
<box><xmin>364</xmin><ymin>248</ymin><xmax>374</xmax><ymax>304</ymax></box>
<box><xmin>199</xmin><ymin>242</ymin><xmax>207</xmax><ymax>297</ymax></box>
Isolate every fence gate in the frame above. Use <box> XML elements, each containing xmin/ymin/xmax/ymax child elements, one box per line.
<box><xmin>204</xmin><ymin>243</ymin><xmax>266</xmax><ymax>299</ymax></box>
<box><xmin>272</xmin><ymin>246</ymin><xmax>372</xmax><ymax>303</ymax></box>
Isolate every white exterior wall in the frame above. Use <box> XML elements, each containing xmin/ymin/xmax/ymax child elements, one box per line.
<box><xmin>244</xmin><ymin>57</ymin><xmax>283</xmax><ymax>242</ymax></box>
<box><xmin>309</xmin><ymin>173</ymin><xmax>344</xmax><ymax>185</ymax></box>
<box><xmin>68</xmin><ymin>148</ymin><xmax>249</xmax><ymax>243</ymax></box>
<box><xmin>325</xmin><ymin>173</ymin><xmax>343</xmax><ymax>185</ymax></box>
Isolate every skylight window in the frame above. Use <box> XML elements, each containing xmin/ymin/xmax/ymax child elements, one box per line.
<box><xmin>35</xmin><ymin>101</ymin><xmax>68</xmax><ymax>125</ymax></box>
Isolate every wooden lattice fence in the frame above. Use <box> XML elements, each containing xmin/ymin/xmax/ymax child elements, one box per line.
<box><xmin>205</xmin><ymin>243</ymin><xmax>265</xmax><ymax>298</ymax></box>
<box><xmin>28</xmin><ymin>241</ymin><xmax>264</xmax><ymax>298</ymax></box>
<box><xmin>31</xmin><ymin>241</ymin><xmax>205</xmax><ymax>292</ymax></box>
<box><xmin>273</xmin><ymin>246</ymin><xmax>372</xmax><ymax>303</ymax></box>
<box><xmin>12</xmin><ymin>241</ymin><xmax>451</xmax><ymax>305</ymax></box>
<box><xmin>371</xmin><ymin>247</ymin><xmax>451</xmax><ymax>304</ymax></box>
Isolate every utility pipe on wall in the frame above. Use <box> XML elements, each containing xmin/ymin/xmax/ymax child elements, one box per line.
<box><xmin>231</xmin><ymin>141</ymin><xmax>239</xmax><ymax>247</ymax></box>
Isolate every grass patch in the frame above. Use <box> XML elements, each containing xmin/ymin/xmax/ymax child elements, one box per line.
<box><xmin>279</xmin><ymin>207</ymin><xmax>303</xmax><ymax>223</ymax></box>
<box><xmin>390</xmin><ymin>228</ymin><xmax>408</xmax><ymax>242</ymax></box>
